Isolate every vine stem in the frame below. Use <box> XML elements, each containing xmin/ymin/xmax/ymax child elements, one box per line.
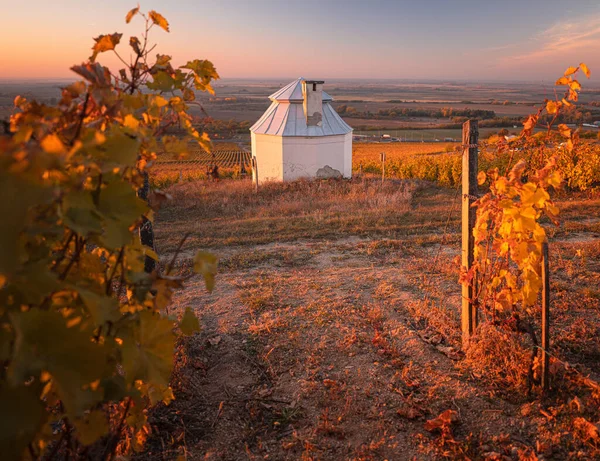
<box><xmin>105</xmin><ymin>397</ymin><xmax>133</xmax><ymax>461</ymax></box>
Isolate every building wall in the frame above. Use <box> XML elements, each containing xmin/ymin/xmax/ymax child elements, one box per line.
<box><xmin>282</xmin><ymin>134</ymin><xmax>352</xmax><ymax>181</ymax></box>
<box><xmin>252</xmin><ymin>133</ymin><xmax>353</xmax><ymax>183</ymax></box>
<box><xmin>251</xmin><ymin>133</ymin><xmax>283</xmax><ymax>183</ymax></box>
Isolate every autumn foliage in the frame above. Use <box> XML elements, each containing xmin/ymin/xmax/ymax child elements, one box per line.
<box><xmin>0</xmin><ymin>9</ymin><xmax>218</xmax><ymax>459</ymax></box>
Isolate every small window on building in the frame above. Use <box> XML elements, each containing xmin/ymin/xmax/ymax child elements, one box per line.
<box><xmin>313</xmin><ymin>83</ymin><xmax>317</xmax><ymax>91</ymax></box>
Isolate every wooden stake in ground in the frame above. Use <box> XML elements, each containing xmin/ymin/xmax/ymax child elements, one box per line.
<box><xmin>541</xmin><ymin>241</ymin><xmax>550</xmax><ymax>391</ymax></box>
<box><xmin>461</xmin><ymin>120</ymin><xmax>478</xmax><ymax>347</ymax></box>
<box><xmin>251</xmin><ymin>156</ymin><xmax>258</xmax><ymax>192</ymax></box>
<box><xmin>380</xmin><ymin>152</ymin><xmax>386</xmax><ymax>185</ymax></box>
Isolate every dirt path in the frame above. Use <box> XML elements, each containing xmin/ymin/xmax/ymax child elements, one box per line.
<box><xmin>140</xmin><ymin>240</ymin><xmax>538</xmax><ymax>460</ymax></box>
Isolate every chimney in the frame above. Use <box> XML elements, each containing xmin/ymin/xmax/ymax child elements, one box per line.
<box><xmin>302</xmin><ymin>80</ymin><xmax>324</xmax><ymax>127</ymax></box>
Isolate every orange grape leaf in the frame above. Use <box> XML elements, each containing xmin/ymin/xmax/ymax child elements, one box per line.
<box><xmin>558</xmin><ymin>124</ymin><xmax>571</xmax><ymax>138</ymax></box>
<box><xmin>126</xmin><ymin>5</ymin><xmax>139</xmax><ymax>24</ymax></box>
<box><xmin>545</xmin><ymin>100</ymin><xmax>558</xmax><ymax>114</ymax></box>
<box><xmin>13</xmin><ymin>95</ymin><xmax>26</xmax><ymax>108</ymax></box>
<box><xmin>555</xmin><ymin>76</ymin><xmax>569</xmax><ymax>85</ymax></box>
<box><xmin>564</xmin><ymin>66</ymin><xmax>578</xmax><ymax>76</ymax></box>
<box><xmin>91</xmin><ymin>33</ymin><xmax>122</xmax><ymax>62</ymax></box>
<box><xmin>569</xmin><ymin>80</ymin><xmax>581</xmax><ymax>91</ymax></box>
<box><xmin>92</xmin><ymin>33</ymin><xmax>122</xmax><ymax>53</ymax></box>
<box><xmin>568</xmin><ymin>89</ymin><xmax>579</xmax><ymax>102</ymax></box>
<box><xmin>424</xmin><ymin>410</ymin><xmax>458</xmax><ymax>432</ymax></box>
<box><xmin>41</xmin><ymin>134</ymin><xmax>66</xmax><ymax>155</ymax></box>
<box><xmin>477</xmin><ymin>171</ymin><xmax>487</xmax><ymax>185</ymax></box>
<box><xmin>580</xmin><ymin>62</ymin><xmax>591</xmax><ymax>78</ymax></box>
<box><xmin>149</xmin><ymin>11</ymin><xmax>169</xmax><ymax>32</ymax></box>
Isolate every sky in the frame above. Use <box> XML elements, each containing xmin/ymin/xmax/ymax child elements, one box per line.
<box><xmin>1</xmin><ymin>0</ymin><xmax>600</xmax><ymax>83</ymax></box>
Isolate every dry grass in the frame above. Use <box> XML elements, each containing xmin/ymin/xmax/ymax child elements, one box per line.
<box><xmin>144</xmin><ymin>177</ymin><xmax>600</xmax><ymax>460</ymax></box>
<box><xmin>156</xmin><ymin>178</ymin><xmax>433</xmax><ymax>251</ymax></box>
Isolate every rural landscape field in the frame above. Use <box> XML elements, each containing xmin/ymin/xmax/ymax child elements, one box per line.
<box><xmin>2</xmin><ymin>2</ymin><xmax>600</xmax><ymax>461</ymax></box>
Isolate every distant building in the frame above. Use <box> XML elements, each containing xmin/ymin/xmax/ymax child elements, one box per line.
<box><xmin>250</xmin><ymin>78</ymin><xmax>353</xmax><ymax>183</ymax></box>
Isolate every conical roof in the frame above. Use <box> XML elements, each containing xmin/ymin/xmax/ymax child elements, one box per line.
<box><xmin>251</xmin><ymin>79</ymin><xmax>351</xmax><ymax>137</ymax></box>
<box><xmin>269</xmin><ymin>77</ymin><xmax>333</xmax><ymax>102</ymax></box>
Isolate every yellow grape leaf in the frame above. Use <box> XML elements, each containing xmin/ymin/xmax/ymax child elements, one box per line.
<box><xmin>91</xmin><ymin>33</ymin><xmax>123</xmax><ymax>62</ymax></box>
<box><xmin>126</xmin><ymin>6</ymin><xmax>139</xmax><ymax>23</ymax></box>
<box><xmin>179</xmin><ymin>307</ymin><xmax>200</xmax><ymax>336</ymax></box>
<box><xmin>145</xmin><ymin>384</ymin><xmax>175</xmax><ymax>406</ymax></box>
<box><xmin>193</xmin><ymin>251</ymin><xmax>218</xmax><ymax>292</ymax></box>
<box><xmin>561</xmin><ymin>98</ymin><xmax>572</xmax><ymax>107</ymax></box>
<box><xmin>564</xmin><ymin>66</ymin><xmax>578</xmax><ymax>76</ymax></box>
<box><xmin>545</xmin><ymin>100</ymin><xmax>558</xmax><ymax>114</ymax></box>
<box><xmin>144</xmin><ymin>247</ymin><xmax>159</xmax><ymax>261</ymax></box>
<box><xmin>580</xmin><ymin>62</ymin><xmax>591</xmax><ymax>78</ymax></box>
<box><xmin>477</xmin><ymin>171</ymin><xmax>487</xmax><ymax>185</ymax></box>
<box><xmin>555</xmin><ymin>76</ymin><xmax>569</xmax><ymax>85</ymax></box>
<box><xmin>120</xmin><ymin>310</ymin><xmax>175</xmax><ymax>386</ymax></box>
<box><xmin>569</xmin><ymin>80</ymin><xmax>581</xmax><ymax>91</ymax></box>
<box><xmin>546</xmin><ymin>203</ymin><xmax>559</xmax><ymax>217</ymax></box>
<box><xmin>149</xmin><ymin>10</ymin><xmax>169</xmax><ymax>32</ymax></box>
<box><xmin>41</xmin><ymin>134</ymin><xmax>66</xmax><ymax>155</ymax></box>
<box><xmin>547</xmin><ymin>171</ymin><xmax>562</xmax><ymax>188</ymax></box>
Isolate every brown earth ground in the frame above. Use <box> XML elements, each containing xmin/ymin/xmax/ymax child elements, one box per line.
<box><xmin>141</xmin><ymin>178</ymin><xmax>600</xmax><ymax>460</ymax></box>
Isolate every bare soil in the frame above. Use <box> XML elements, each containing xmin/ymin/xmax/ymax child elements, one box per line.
<box><xmin>140</xmin><ymin>178</ymin><xmax>600</xmax><ymax>460</ymax></box>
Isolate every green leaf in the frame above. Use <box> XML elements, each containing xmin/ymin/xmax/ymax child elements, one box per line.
<box><xmin>180</xmin><ymin>59</ymin><xmax>219</xmax><ymax>94</ymax></box>
<box><xmin>9</xmin><ymin>310</ymin><xmax>108</xmax><ymax>416</ymax></box>
<box><xmin>120</xmin><ymin>310</ymin><xmax>175</xmax><ymax>386</ymax></box>
<box><xmin>98</xmin><ymin>180</ymin><xmax>148</xmax><ymax>249</ymax></box>
<box><xmin>146</xmin><ymin>71</ymin><xmax>175</xmax><ymax>92</ymax></box>
<box><xmin>13</xmin><ymin>261</ymin><xmax>60</xmax><ymax>305</ymax></box>
<box><xmin>0</xmin><ymin>173</ymin><xmax>50</xmax><ymax>276</ymax></box>
<box><xmin>95</xmin><ymin>130</ymin><xmax>141</xmax><ymax>168</ymax></box>
<box><xmin>76</xmin><ymin>287</ymin><xmax>121</xmax><ymax>327</ymax></box>
<box><xmin>0</xmin><ymin>382</ymin><xmax>46</xmax><ymax>460</ymax></box>
<box><xmin>179</xmin><ymin>307</ymin><xmax>200</xmax><ymax>336</ymax></box>
<box><xmin>193</xmin><ymin>251</ymin><xmax>218</xmax><ymax>292</ymax></box>
<box><xmin>73</xmin><ymin>409</ymin><xmax>109</xmax><ymax>445</ymax></box>
<box><xmin>62</xmin><ymin>190</ymin><xmax>103</xmax><ymax>236</ymax></box>
<box><xmin>0</xmin><ymin>323</ymin><xmax>12</xmax><ymax>362</ymax></box>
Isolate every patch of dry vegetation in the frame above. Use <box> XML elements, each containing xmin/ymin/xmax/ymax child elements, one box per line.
<box><xmin>156</xmin><ymin>178</ymin><xmax>431</xmax><ymax>251</ymax></box>
<box><xmin>353</xmin><ymin>142</ymin><xmax>456</xmax><ymax>163</ymax></box>
<box><xmin>144</xmin><ymin>178</ymin><xmax>600</xmax><ymax>460</ymax></box>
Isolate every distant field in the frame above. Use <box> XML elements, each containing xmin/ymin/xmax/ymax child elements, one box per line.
<box><xmin>353</xmin><ymin>142</ymin><xmax>454</xmax><ymax>163</ymax></box>
<box><xmin>353</xmin><ymin>126</ymin><xmax>522</xmax><ymax>140</ymax></box>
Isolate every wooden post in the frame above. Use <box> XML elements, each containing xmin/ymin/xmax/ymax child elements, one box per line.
<box><xmin>461</xmin><ymin>120</ymin><xmax>478</xmax><ymax>347</ymax></box>
<box><xmin>541</xmin><ymin>241</ymin><xmax>550</xmax><ymax>392</ymax></box>
<box><xmin>251</xmin><ymin>156</ymin><xmax>258</xmax><ymax>192</ymax></box>
<box><xmin>380</xmin><ymin>152</ymin><xmax>386</xmax><ymax>186</ymax></box>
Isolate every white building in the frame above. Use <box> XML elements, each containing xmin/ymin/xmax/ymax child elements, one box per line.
<box><xmin>250</xmin><ymin>78</ymin><xmax>353</xmax><ymax>183</ymax></box>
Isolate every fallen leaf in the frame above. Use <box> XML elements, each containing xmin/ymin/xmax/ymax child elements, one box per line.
<box><xmin>207</xmin><ymin>336</ymin><xmax>221</xmax><ymax>347</ymax></box>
